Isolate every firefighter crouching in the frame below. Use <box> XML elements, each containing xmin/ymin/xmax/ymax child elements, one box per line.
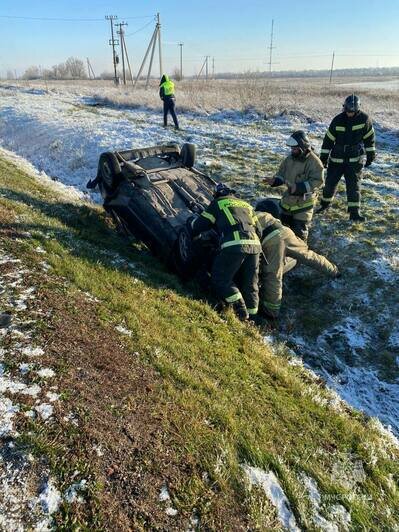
<box><xmin>318</xmin><ymin>94</ymin><xmax>376</xmax><ymax>222</ymax></box>
<box><xmin>255</xmin><ymin>198</ymin><xmax>340</xmax><ymax>320</ymax></box>
<box><xmin>188</xmin><ymin>183</ymin><xmax>261</xmax><ymax>321</ymax></box>
<box><xmin>263</xmin><ymin>130</ymin><xmax>324</xmax><ymax>242</ymax></box>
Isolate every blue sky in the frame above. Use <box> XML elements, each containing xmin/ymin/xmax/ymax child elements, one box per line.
<box><xmin>1</xmin><ymin>0</ymin><xmax>399</xmax><ymax>77</ymax></box>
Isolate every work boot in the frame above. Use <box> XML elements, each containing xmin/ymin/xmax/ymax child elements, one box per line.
<box><xmin>349</xmin><ymin>211</ymin><xmax>366</xmax><ymax>222</ymax></box>
<box><xmin>232</xmin><ymin>300</ymin><xmax>249</xmax><ymax>321</ymax></box>
<box><xmin>315</xmin><ymin>204</ymin><xmax>329</xmax><ymax>215</ymax></box>
<box><xmin>332</xmin><ymin>268</ymin><xmax>342</xmax><ymax>279</ymax></box>
<box><xmin>248</xmin><ymin>314</ymin><xmax>263</xmax><ymax>326</ymax></box>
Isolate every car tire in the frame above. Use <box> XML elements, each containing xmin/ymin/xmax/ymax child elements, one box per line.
<box><xmin>180</xmin><ymin>143</ymin><xmax>196</xmax><ymax>168</ymax></box>
<box><xmin>98</xmin><ymin>152</ymin><xmax>122</xmax><ymax>195</ymax></box>
<box><xmin>173</xmin><ymin>227</ymin><xmax>196</xmax><ymax>277</ymax></box>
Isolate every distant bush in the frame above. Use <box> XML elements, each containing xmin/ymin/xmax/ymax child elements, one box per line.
<box><xmin>23</xmin><ymin>57</ymin><xmax>88</xmax><ymax>80</ymax></box>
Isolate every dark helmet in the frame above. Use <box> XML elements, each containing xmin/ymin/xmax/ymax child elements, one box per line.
<box><xmin>255</xmin><ymin>198</ymin><xmax>281</xmax><ymax>219</ymax></box>
<box><xmin>214</xmin><ymin>182</ymin><xmax>236</xmax><ymax>198</ymax></box>
<box><xmin>343</xmin><ymin>94</ymin><xmax>360</xmax><ymax>113</ymax></box>
<box><xmin>286</xmin><ymin>130</ymin><xmax>311</xmax><ymax>153</ymax></box>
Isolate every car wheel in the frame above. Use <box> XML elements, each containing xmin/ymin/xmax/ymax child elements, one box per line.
<box><xmin>180</xmin><ymin>143</ymin><xmax>196</xmax><ymax>168</ymax></box>
<box><xmin>98</xmin><ymin>152</ymin><xmax>122</xmax><ymax>195</ymax></box>
<box><xmin>172</xmin><ymin>227</ymin><xmax>196</xmax><ymax>277</ymax></box>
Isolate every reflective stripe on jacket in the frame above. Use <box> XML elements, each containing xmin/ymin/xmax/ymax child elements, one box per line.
<box><xmin>272</xmin><ymin>151</ymin><xmax>324</xmax><ymax>213</ymax></box>
<box><xmin>320</xmin><ymin>111</ymin><xmax>375</xmax><ymax>164</ymax></box>
<box><xmin>191</xmin><ymin>195</ymin><xmax>261</xmax><ymax>253</ymax></box>
<box><xmin>256</xmin><ymin>211</ymin><xmax>338</xmax><ymax>316</ymax></box>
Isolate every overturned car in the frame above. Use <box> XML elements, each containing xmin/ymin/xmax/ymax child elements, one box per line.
<box><xmin>88</xmin><ymin>143</ymin><xmax>218</xmax><ymax>276</ymax></box>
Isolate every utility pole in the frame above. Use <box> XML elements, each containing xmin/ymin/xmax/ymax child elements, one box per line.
<box><xmin>268</xmin><ymin>19</ymin><xmax>275</xmax><ymax>74</ymax></box>
<box><xmin>205</xmin><ymin>56</ymin><xmax>210</xmax><ymax>81</ymax></box>
<box><xmin>116</xmin><ymin>21</ymin><xmax>128</xmax><ymax>84</ymax></box>
<box><xmin>86</xmin><ymin>58</ymin><xmax>96</xmax><ymax>80</ymax></box>
<box><xmin>157</xmin><ymin>13</ymin><xmax>163</xmax><ymax>77</ymax></box>
<box><xmin>121</xmin><ymin>32</ymin><xmax>134</xmax><ymax>86</ymax></box>
<box><xmin>134</xmin><ymin>14</ymin><xmax>164</xmax><ymax>89</ymax></box>
<box><xmin>178</xmin><ymin>43</ymin><xmax>183</xmax><ymax>80</ymax></box>
<box><xmin>106</xmin><ymin>15</ymin><xmax>119</xmax><ymax>85</ymax></box>
<box><xmin>329</xmin><ymin>51</ymin><xmax>335</xmax><ymax>84</ymax></box>
<box><xmin>212</xmin><ymin>57</ymin><xmax>215</xmax><ymax>79</ymax></box>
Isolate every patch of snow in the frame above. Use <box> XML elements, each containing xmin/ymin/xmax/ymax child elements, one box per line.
<box><xmin>300</xmin><ymin>473</ymin><xmax>351</xmax><ymax>531</ymax></box>
<box><xmin>37</xmin><ymin>368</ymin><xmax>55</xmax><ymax>379</ymax></box>
<box><xmin>19</xmin><ymin>363</ymin><xmax>32</xmax><ymax>374</ymax></box>
<box><xmin>21</xmin><ymin>346</ymin><xmax>45</xmax><ymax>358</ymax></box>
<box><xmin>0</xmin><ymin>397</ymin><xmax>20</xmax><ymax>437</ymax></box>
<box><xmin>165</xmin><ymin>506</ymin><xmax>178</xmax><ymax>516</ymax></box>
<box><xmin>159</xmin><ymin>484</ymin><xmax>171</xmax><ymax>502</ymax></box>
<box><xmin>93</xmin><ymin>445</ymin><xmax>104</xmax><ymax>457</ymax></box>
<box><xmin>318</xmin><ymin>316</ymin><xmax>370</xmax><ymax>351</ymax></box>
<box><xmin>115</xmin><ymin>324</ymin><xmax>133</xmax><ymax>337</ymax></box>
<box><xmin>371</xmin><ymin>254</ymin><xmax>398</xmax><ymax>283</ymax></box>
<box><xmin>64</xmin><ymin>479</ymin><xmax>87</xmax><ymax>504</ymax></box>
<box><xmin>35</xmin><ymin>404</ymin><xmax>54</xmax><ymax>421</ymax></box>
<box><xmin>45</xmin><ymin>392</ymin><xmax>59</xmax><ymax>402</ymax></box>
<box><xmin>38</xmin><ymin>479</ymin><xmax>62</xmax><ymax>514</ymax></box>
<box><xmin>242</xmin><ymin>464</ymin><xmax>300</xmax><ymax>531</ymax></box>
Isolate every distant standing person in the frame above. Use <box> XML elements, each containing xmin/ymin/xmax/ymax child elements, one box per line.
<box><xmin>159</xmin><ymin>74</ymin><xmax>179</xmax><ymax>130</ymax></box>
<box><xmin>263</xmin><ymin>131</ymin><xmax>324</xmax><ymax>242</ymax></box>
<box><xmin>318</xmin><ymin>94</ymin><xmax>376</xmax><ymax>221</ymax></box>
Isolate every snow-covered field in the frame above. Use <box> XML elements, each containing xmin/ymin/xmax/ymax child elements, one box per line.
<box><xmin>339</xmin><ymin>78</ymin><xmax>399</xmax><ymax>91</ymax></box>
<box><xmin>0</xmin><ymin>82</ymin><xmax>398</xmax><ymax>442</ymax></box>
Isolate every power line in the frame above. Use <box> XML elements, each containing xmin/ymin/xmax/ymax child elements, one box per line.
<box><xmin>125</xmin><ymin>18</ymin><xmax>155</xmax><ymax>37</ymax></box>
<box><xmin>0</xmin><ymin>14</ymin><xmax>153</xmax><ymax>22</ymax></box>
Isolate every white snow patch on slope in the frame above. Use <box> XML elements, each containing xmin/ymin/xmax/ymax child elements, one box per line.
<box><xmin>242</xmin><ymin>464</ymin><xmax>300</xmax><ymax>531</ymax></box>
<box><xmin>301</xmin><ymin>473</ymin><xmax>351</xmax><ymax>531</ymax></box>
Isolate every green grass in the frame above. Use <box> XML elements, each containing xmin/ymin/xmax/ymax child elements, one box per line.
<box><xmin>1</xmin><ymin>156</ymin><xmax>398</xmax><ymax>530</ymax></box>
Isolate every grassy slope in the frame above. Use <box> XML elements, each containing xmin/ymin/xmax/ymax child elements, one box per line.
<box><xmin>0</xmin><ymin>156</ymin><xmax>398</xmax><ymax>530</ymax></box>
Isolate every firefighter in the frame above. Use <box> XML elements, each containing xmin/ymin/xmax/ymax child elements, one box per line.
<box><xmin>189</xmin><ymin>183</ymin><xmax>261</xmax><ymax>321</ymax></box>
<box><xmin>318</xmin><ymin>94</ymin><xmax>376</xmax><ymax>221</ymax></box>
<box><xmin>255</xmin><ymin>198</ymin><xmax>340</xmax><ymax>319</ymax></box>
<box><xmin>159</xmin><ymin>74</ymin><xmax>179</xmax><ymax>129</ymax></box>
<box><xmin>263</xmin><ymin>130</ymin><xmax>324</xmax><ymax>242</ymax></box>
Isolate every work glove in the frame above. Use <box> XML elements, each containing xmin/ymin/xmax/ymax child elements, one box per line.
<box><xmin>365</xmin><ymin>152</ymin><xmax>375</xmax><ymax>167</ymax></box>
<box><xmin>319</xmin><ymin>154</ymin><xmax>329</xmax><ymax>168</ymax></box>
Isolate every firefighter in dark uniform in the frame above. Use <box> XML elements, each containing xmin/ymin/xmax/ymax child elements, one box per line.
<box><xmin>159</xmin><ymin>74</ymin><xmax>179</xmax><ymax>129</ymax></box>
<box><xmin>318</xmin><ymin>94</ymin><xmax>376</xmax><ymax>221</ymax></box>
<box><xmin>189</xmin><ymin>183</ymin><xmax>261</xmax><ymax>321</ymax></box>
<box><xmin>263</xmin><ymin>131</ymin><xmax>324</xmax><ymax>242</ymax></box>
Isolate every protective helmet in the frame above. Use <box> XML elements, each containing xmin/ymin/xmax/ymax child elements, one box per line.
<box><xmin>214</xmin><ymin>182</ymin><xmax>236</xmax><ymax>198</ymax></box>
<box><xmin>343</xmin><ymin>94</ymin><xmax>360</xmax><ymax>113</ymax></box>
<box><xmin>255</xmin><ymin>198</ymin><xmax>281</xmax><ymax>219</ymax></box>
<box><xmin>286</xmin><ymin>130</ymin><xmax>311</xmax><ymax>153</ymax></box>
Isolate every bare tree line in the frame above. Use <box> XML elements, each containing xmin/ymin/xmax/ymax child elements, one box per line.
<box><xmin>20</xmin><ymin>57</ymin><xmax>88</xmax><ymax>80</ymax></box>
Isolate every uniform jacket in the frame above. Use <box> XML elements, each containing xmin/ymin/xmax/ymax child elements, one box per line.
<box><xmin>320</xmin><ymin>111</ymin><xmax>375</xmax><ymax>164</ymax></box>
<box><xmin>272</xmin><ymin>151</ymin><xmax>324</xmax><ymax>214</ymax></box>
<box><xmin>256</xmin><ymin>211</ymin><xmax>338</xmax><ymax>316</ymax></box>
<box><xmin>159</xmin><ymin>74</ymin><xmax>175</xmax><ymax>101</ymax></box>
<box><xmin>191</xmin><ymin>195</ymin><xmax>261</xmax><ymax>254</ymax></box>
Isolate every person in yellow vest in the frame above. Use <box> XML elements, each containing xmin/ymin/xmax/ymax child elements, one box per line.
<box><xmin>263</xmin><ymin>131</ymin><xmax>324</xmax><ymax>242</ymax></box>
<box><xmin>159</xmin><ymin>74</ymin><xmax>179</xmax><ymax>129</ymax></box>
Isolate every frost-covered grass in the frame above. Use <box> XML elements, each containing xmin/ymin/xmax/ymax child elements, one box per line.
<box><xmin>1</xmin><ymin>154</ymin><xmax>399</xmax><ymax>529</ymax></box>
<box><xmin>1</xmin><ymin>80</ymin><xmax>398</xmax><ymax>437</ymax></box>
<box><xmin>3</xmin><ymin>76</ymin><xmax>399</xmax><ymax>127</ymax></box>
